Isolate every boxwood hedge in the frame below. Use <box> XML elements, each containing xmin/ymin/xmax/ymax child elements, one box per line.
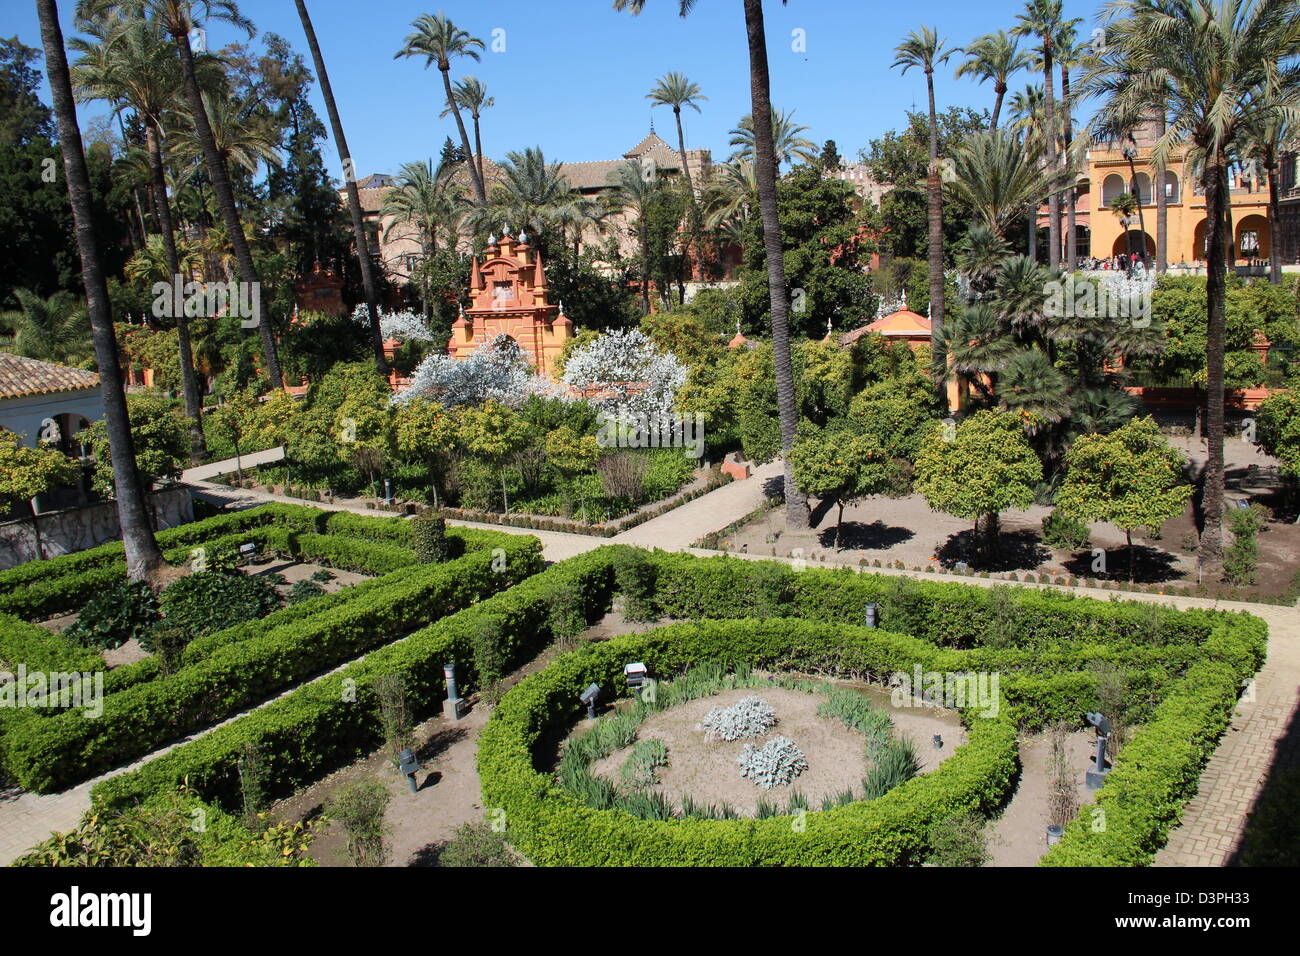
<box><xmin>1</xmin><ymin>533</ymin><xmax>541</xmax><ymax>793</ymax></box>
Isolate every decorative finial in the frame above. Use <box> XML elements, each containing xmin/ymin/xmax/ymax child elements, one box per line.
<box><xmin>928</xmin><ymin>301</ymin><xmax>932</xmax><ymax>320</ymax></box>
<box><xmin>488</xmin><ymin>233</ymin><xmax>496</xmax><ymax>245</ymax></box>
<box><xmin>901</xmin><ymin>287</ymin><xmax>907</xmax><ymax>310</ymax></box>
<box><xmin>826</xmin><ymin>315</ymin><xmax>833</xmax><ymax>335</ymax></box>
<box><xmin>519</xmin><ymin>230</ymin><xmax>528</xmax><ymax>244</ymax></box>
<box><xmin>735</xmin><ymin>317</ymin><xmax>742</xmax><ymax>335</ymax></box>
<box><xmin>503</xmin><ymin>223</ymin><xmax>511</xmax><ymax>236</ymax></box>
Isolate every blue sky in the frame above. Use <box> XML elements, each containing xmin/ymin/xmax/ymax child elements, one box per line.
<box><xmin>6</xmin><ymin>0</ymin><xmax>1102</xmax><ymax>182</ymax></box>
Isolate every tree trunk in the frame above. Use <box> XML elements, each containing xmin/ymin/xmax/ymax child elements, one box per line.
<box><xmin>674</xmin><ymin>105</ymin><xmax>704</xmax><ymax>279</ymax></box>
<box><xmin>442</xmin><ymin>65</ymin><xmax>485</xmax><ymax>204</ymax></box>
<box><xmin>835</xmin><ymin>499</ymin><xmax>844</xmax><ymax>550</ymax></box>
<box><xmin>1266</xmin><ymin>149</ymin><xmax>1283</xmax><ymax>284</ymax></box>
<box><xmin>473</xmin><ymin>112</ymin><xmax>485</xmax><ymax>191</ymax></box>
<box><xmin>990</xmin><ymin>84</ymin><xmax>1005</xmax><ymax>131</ymax></box>
<box><xmin>924</xmin><ymin>70</ymin><xmax>947</xmax><ymax>413</ymax></box>
<box><xmin>170</xmin><ymin>27</ymin><xmax>283</xmax><ymax>389</ymax></box>
<box><xmin>295</xmin><ymin>0</ymin><xmax>388</xmax><ymax>374</ymax></box>
<box><xmin>1126</xmin><ymin>528</ymin><xmax>1135</xmax><ymax>583</ymax></box>
<box><xmin>1155</xmin><ymin>113</ymin><xmax>1168</xmax><ymax>273</ymax></box>
<box><xmin>743</xmin><ymin>0</ymin><xmax>808</xmax><ymax>529</ymax></box>
<box><xmin>38</xmin><ymin>0</ymin><xmax>163</xmax><ymax>580</ymax></box>
<box><xmin>1201</xmin><ymin>155</ymin><xmax>1228</xmax><ymax>565</ymax></box>
<box><xmin>146</xmin><ymin>122</ymin><xmax>207</xmax><ymax>462</ymax></box>
<box><xmin>1126</xmin><ymin>144</ymin><xmax>1148</xmax><ymax>263</ymax></box>
<box><xmin>1027</xmin><ymin>205</ymin><xmax>1036</xmax><ymax>260</ymax></box>
<box><xmin>1061</xmin><ymin>66</ymin><xmax>1076</xmax><ymax>268</ymax></box>
<box><xmin>1042</xmin><ymin>48</ymin><xmax>1060</xmax><ymax>273</ymax></box>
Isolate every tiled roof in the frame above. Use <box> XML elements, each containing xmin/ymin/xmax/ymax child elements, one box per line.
<box><xmin>0</xmin><ymin>352</ymin><xmax>99</xmax><ymax>400</ymax></box>
<box><xmin>623</xmin><ymin>132</ymin><xmax>675</xmax><ymax>158</ymax></box>
<box><xmin>839</xmin><ymin>310</ymin><xmax>931</xmax><ymax>345</ymax></box>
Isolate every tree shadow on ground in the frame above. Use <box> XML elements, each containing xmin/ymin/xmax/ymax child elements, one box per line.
<box><xmin>762</xmin><ymin>474</ymin><xmax>784</xmax><ymax>500</ymax></box>
<box><xmin>818</xmin><ymin>520</ymin><xmax>915</xmax><ymax>552</ymax></box>
<box><xmin>1061</xmin><ymin>545</ymin><xmax>1183</xmax><ymax>584</ymax></box>
<box><xmin>408</xmin><ymin>842</ymin><xmax>447</xmax><ymax>866</ymax></box>
<box><xmin>415</xmin><ymin>726</ymin><xmax>468</xmax><ymax>764</ymax></box>
<box><xmin>935</xmin><ymin>529</ymin><xmax>1051</xmax><ymax>572</ymax></box>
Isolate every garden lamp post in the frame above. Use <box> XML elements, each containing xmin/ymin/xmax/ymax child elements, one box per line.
<box><xmin>1085</xmin><ymin>711</ymin><xmax>1112</xmax><ymax>789</ymax></box>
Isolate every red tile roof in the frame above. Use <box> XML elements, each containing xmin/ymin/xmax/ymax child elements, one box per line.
<box><xmin>0</xmin><ymin>352</ymin><xmax>100</xmax><ymax>400</ymax></box>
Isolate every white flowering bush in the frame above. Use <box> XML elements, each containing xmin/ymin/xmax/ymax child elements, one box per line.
<box><xmin>560</xmin><ymin>328</ymin><xmax>687</xmax><ymax>418</ymax></box>
<box><xmin>737</xmin><ymin>736</ymin><xmax>808</xmax><ymax>790</ymax></box>
<box><xmin>395</xmin><ymin>334</ymin><xmax>561</xmax><ymax>408</ymax></box>
<box><xmin>352</xmin><ymin>303</ymin><xmax>438</xmax><ymax>344</ymax></box>
<box><xmin>702</xmin><ymin>695</ymin><xmax>777</xmax><ymax>742</ymax></box>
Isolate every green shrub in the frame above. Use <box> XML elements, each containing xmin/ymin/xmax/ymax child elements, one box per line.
<box><xmin>412</xmin><ymin>510</ymin><xmax>452</xmax><ymax>563</ymax></box>
<box><xmin>612</xmin><ymin>546</ymin><xmax>658</xmax><ymax>622</ymax></box>
<box><xmin>1223</xmin><ymin>507</ymin><xmax>1260</xmax><ymax>586</ymax></box>
<box><xmin>327</xmin><ymin>778</ymin><xmax>390</xmax><ymax>867</ymax></box>
<box><xmin>65</xmin><ymin>579</ymin><xmax>158</xmax><ymax>650</ymax></box>
<box><xmin>157</xmin><ymin>570</ymin><xmax>282</xmax><ymax>641</ymax></box>
<box><xmin>435</xmin><ymin>821</ymin><xmax>519</xmax><ymax>867</ymax></box>
<box><xmin>1042</xmin><ymin>508</ymin><xmax>1092</xmax><ymax>550</ymax></box>
<box><xmin>286</xmin><ymin>579</ymin><xmax>327</xmax><ymax>605</ymax></box>
<box><xmin>926</xmin><ymin>813</ymin><xmax>990</xmax><ymax>867</ymax></box>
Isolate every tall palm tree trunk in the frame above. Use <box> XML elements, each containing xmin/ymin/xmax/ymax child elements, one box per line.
<box><xmin>38</xmin><ymin>0</ymin><xmax>163</xmax><ymax>580</ymax></box>
<box><xmin>743</xmin><ymin>0</ymin><xmax>807</xmax><ymax>529</ymax></box>
<box><xmin>169</xmin><ymin>26</ymin><xmax>283</xmax><ymax>389</ymax></box>
<box><xmin>1155</xmin><ymin>114</ymin><xmax>1168</xmax><ymax>272</ymax></box>
<box><xmin>1043</xmin><ymin>49</ymin><xmax>1060</xmax><ymax>272</ymax></box>
<box><xmin>295</xmin><ymin>0</ymin><xmax>388</xmax><ymax>374</ymax></box>
<box><xmin>145</xmin><ymin>123</ymin><xmax>207</xmax><ymax>461</ymax></box>
<box><xmin>1266</xmin><ymin>146</ymin><xmax>1283</xmax><ymax>284</ymax></box>
<box><xmin>1125</xmin><ymin>143</ymin><xmax>1149</xmax><ymax>262</ymax></box>
<box><xmin>472</xmin><ymin>111</ymin><xmax>485</xmax><ymax>189</ymax></box>
<box><xmin>924</xmin><ymin>68</ymin><xmax>947</xmax><ymax>412</ymax></box>
<box><xmin>673</xmin><ymin>104</ymin><xmax>705</xmax><ymax>279</ymax></box>
<box><xmin>1202</xmin><ymin>155</ymin><xmax>1228</xmax><ymax>565</ymax></box>
<box><xmin>1062</xmin><ymin>66</ymin><xmax>1076</xmax><ymax>268</ymax></box>
<box><xmin>991</xmin><ymin>84</ymin><xmax>1006</xmax><ymax>130</ymax></box>
<box><xmin>442</xmin><ymin>66</ymin><xmax>485</xmax><ymax>203</ymax></box>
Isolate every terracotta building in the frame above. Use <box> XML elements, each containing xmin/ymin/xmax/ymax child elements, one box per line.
<box><xmin>447</xmin><ymin>226</ymin><xmax>573</xmax><ymax>374</ymax></box>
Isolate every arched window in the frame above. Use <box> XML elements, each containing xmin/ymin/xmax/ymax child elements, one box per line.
<box><xmin>1134</xmin><ymin>172</ymin><xmax>1152</xmax><ymax>205</ymax></box>
<box><xmin>1162</xmin><ymin>170</ymin><xmax>1181</xmax><ymax>204</ymax></box>
<box><xmin>1102</xmin><ymin>173</ymin><xmax>1126</xmax><ymax>206</ymax></box>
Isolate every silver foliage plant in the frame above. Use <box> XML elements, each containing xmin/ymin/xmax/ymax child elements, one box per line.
<box><xmin>351</xmin><ymin>304</ymin><xmax>438</xmax><ymax>344</ymax></box>
<box><xmin>559</xmin><ymin>328</ymin><xmax>687</xmax><ymax>418</ymax></box>
<box><xmin>702</xmin><ymin>695</ymin><xmax>777</xmax><ymax>742</ymax></box>
<box><xmin>394</xmin><ymin>334</ymin><xmax>563</xmax><ymax>408</ymax></box>
<box><xmin>737</xmin><ymin>736</ymin><xmax>809</xmax><ymax>790</ymax></box>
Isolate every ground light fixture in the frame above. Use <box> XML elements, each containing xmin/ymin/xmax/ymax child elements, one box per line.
<box><xmin>580</xmin><ymin>683</ymin><xmax>601</xmax><ymax>720</ymax></box>
<box><xmin>398</xmin><ymin>748</ymin><xmax>421</xmax><ymax>794</ymax></box>
<box><xmin>863</xmin><ymin>603</ymin><xmax>878</xmax><ymax>629</ymax></box>
<box><xmin>443</xmin><ymin>663</ymin><xmax>464</xmax><ymax>720</ymax></box>
<box><xmin>1085</xmin><ymin>711</ymin><xmax>1112</xmax><ymax>790</ymax></box>
<box><xmin>624</xmin><ymin>663</ymin><xmax>647</xmax><ymax>696</ymax></box>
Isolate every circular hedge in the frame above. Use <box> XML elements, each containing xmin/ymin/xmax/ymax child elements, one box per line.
<box><xmin>477</xmin><ymin>619</ymin><xmax>1018</xmax><ymax>866</ymax></box>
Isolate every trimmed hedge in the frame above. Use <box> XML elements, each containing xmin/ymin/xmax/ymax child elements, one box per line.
<box><xmin>1</xmin><ymin>534</ymin><xmax>542</xmax><ymax>793</ymax></box>
<box><xmin>92</xmin><ymin>549</ymin><xmax>618</xmax><ymax>812</ymax></box>
<box><xmin>477</xmin><ymin>619</ymin><xmax>1018</xmax><ymax>866</ymax></box>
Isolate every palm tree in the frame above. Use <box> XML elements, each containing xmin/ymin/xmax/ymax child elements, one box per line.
<box><xmin>1</xmin><ymin>289</ymin><xmax>93</xmax><ymax>365</ymax></box>
<box><xmin>1109</xmin><ymin>191</ymin><xmax>1140</xmax><ymax>259</ymax></box>
<box><xmin>124</xmin><ymin>232</ymin><xmax>202</xmax><ymax>286</ymax></box>
<box><xmin>648</xmin><ymin>71</ymin><xmax>706</xmax><ymax>271</ymax></box>
<box><xmin>69</xmin><ymin>8</ymin><xmax>208</xmax><ymax>458</ymax></box>
<box><xmin>606</xmin><ymin>160</ymin><xmax>664</xmax><ymax>312</ymax></box>
<box><xmin>1054</xmin><ymin>17</ymin><xmax>1083</xmax><ymax>268</ymax></box>
<box><xmin>893</xmin><ymin>25</ymin><xmax>954</xmax><ymax>412</ymax></box>
<box><xmin>946</xmin><ymin>130</ymin><xmax>1063</xmax><ymax>239</ymax></box>
<box><xmin>1013</xmin><ymin>0</ymin><xmax>1065</xmax><ymax>273</ymax></box>
<box><xmin>954</xmin><ymin>31</ymin><xmax>1029</xmax><ymax>130</ymax></box>
<box><xmin>380</xmin><ymin>158</ymin><xmax>466</xmax><ymax>312</ymax></box>
<box><xmin>728</xmin><ymin>107</ymin><xmax>817</xmax><ymax>169</ymax></box>
<box><xmin>395</xmin><ymin>12</ymin><xmax>486</xmax><ymax>204</ymax></box>
<box><xmin>1242</xmin><ymin>96</ymin><xmax>1291</xmax><ymax>284</ymax></box>
<box><xmin>37</xmin><ymin>0</ymin><xmax>163</xmax><ymax>579</ymax></box>
<box><xmin>81</xmin><ymin>0</ymin><xmax>286</xmax><ymax>390</ymax></box>
<box><xmin>1010</xmin><ymin>83</ymin><xmax>1047</xmax><ymax>258</ymax></box>
<box><xmin>701</xmin><ymin>158</ymin><xmax>757</xmax><ymax>244</ymax></box>
<box><xmin>294</xmin><ymin>0</ymin><xmax>387</xmax><ymax>374</ymax></box>
<box><xmin>615</xmin><ymin>0</ymin><xmax>809</xmax><ymax>528</ymax></box>
<box><xmin>471</xmin><ymin>146</ymin><xmax>579</xmax><ymax>241</ymax></box>
<box><xmin>442</xmin><ymin>76</ymin><xmax>493</xmax><ymax>188</ymax></box>
<box><xmin>1081</xmin><ymin>0</ymin><xmax>1300</xmax><ymax>563</ymax></box>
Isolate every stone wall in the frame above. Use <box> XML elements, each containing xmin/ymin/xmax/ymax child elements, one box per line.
<box><xmin>0</xmin><ymin>485</ymin><xmax>194</xmax><ymax>570</ymax></box>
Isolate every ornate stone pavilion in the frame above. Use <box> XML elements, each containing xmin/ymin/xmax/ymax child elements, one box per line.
<box><xmin>448</xmin><ymin>226</ymin><xmax>573</xmax><ymax>374</ymax></box>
